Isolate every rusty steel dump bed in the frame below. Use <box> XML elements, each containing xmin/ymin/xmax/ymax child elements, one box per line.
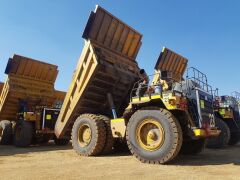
<box><xmin>155</xmin><ymin>47</ymin><xmax>188</xmax><ymax>82</ymax></box>
<box><xmin>55</xmin><ymin>5</ymin><xmax>142</xmax><ymax>138</ymax></box>
<box><xmin>0</xmin><ymin>82</ymin><xmax>3</xmax><ymax>94</ymax></box>
<box><xmin>0</xmin><ymin>55</ymin><xmax>65</xmax><ymax>121</ymax></box>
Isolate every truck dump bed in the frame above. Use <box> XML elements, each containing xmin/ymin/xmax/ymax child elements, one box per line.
<box><xmin>55</xmin><ymin>5</ymin><xmax>142</xmax><ymax>138</ymax></box>
<box><xmin>155</xmin><ymin>47</ymin><xmax>188</xmax><ymax>82</ymax></box>
<box><xmin>0</xmin><ymin>82</ymin><xmax>3</xmax><ymax>94</ymax></box>
<box><xmin>0</xmin><ymin>55</ymin><xmax>65</xmax><ymax>121</ymax></box>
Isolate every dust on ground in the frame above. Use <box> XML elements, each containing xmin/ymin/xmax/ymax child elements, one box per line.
<box><xmin>0</xmin><ymin>142</ymin><xmax>240</xmax><ymax>180</ymax></box>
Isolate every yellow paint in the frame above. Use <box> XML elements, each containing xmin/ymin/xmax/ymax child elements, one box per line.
<box><xmin>24</xmin><ymin>112</ymin><xmax>37</xmax><ymax>121</ymax></box>
<box><xmin>193</xmin><ymin>129</ymin><xmax>206</xmax><ymax>136</ymax></box>
<box><xmin>131</xmin><ymin>94</ymin><xmax>162</xmax><ymax>103</ymax></box>
<box><xmin>111</xmin><ymin>118</ymin><xmax>125</xmax><ymax>123</ymax></box>
<box><xmin>46</xmin><ymin>114</ymin><xmax>52</xmax><ymax>120</ymax></box>
<box><xmin>219</xmin><ymin>109</ymin><xmax>225</xmax><ymax>115</ymax></box>
<box><xmin>193</xmin><ymin>129</ymin><xmax>221</xmax><ymax>137</ymax></box>
<box><xmin>131</xmin><ymin>93</ymin><xmax>186</xmax><ymax>111</ymax></box>
<box><xmin>136</xmin><ymin>118</ymin><xmax>165</xmax><ymax>152</ymax></box>
<box><xmin>219</xmin><ymin>108</ymin><xmax>234</xmax><ymax>119</ymax></box>
<box><xmin>200</xmin><ymin>100</ymin><xmax>205</xmax><ymax>109</ymax></box>
<box><xmin>78</xmin><ymin>124</ymin><xmax>91</xmax><ymax>148</ymax></box>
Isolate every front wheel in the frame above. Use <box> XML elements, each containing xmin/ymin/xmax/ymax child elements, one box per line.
<box><xmin>126</xmin><ymin>108</ymin><xmax>183</xmax><ymax>164</ymax></box>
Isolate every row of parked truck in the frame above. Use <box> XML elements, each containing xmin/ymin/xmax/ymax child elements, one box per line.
<box><xmin>0</xmin><ymin>5</ymin><xmax>239</xmax><ymax>164</ymax></box>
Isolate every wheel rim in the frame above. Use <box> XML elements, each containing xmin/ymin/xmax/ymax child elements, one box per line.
<box><xmin>136</xmin><ymin>118</ymin><xmax>165</xmax><ymax>151</ymax></box>
<box><xmin>78</xmin><ymin>124</ymin><xmax>92</xmax><ymax>147</ymax></box>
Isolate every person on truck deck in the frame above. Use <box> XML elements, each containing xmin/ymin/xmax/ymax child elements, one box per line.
<box><xmin>151</xmin><ymin>70</ymin><xmax>169</xmax><ymax>93</ymax></box>
<box><xmin>136</xmin><ymin>69</ymin><xmax>149</xmax><ymax>97</ymax></box>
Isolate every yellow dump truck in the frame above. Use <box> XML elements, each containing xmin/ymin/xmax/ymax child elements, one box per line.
<box><xmin>55</xmin><ymin>5</ymin><xmax>220</xmax><ymax>164</ymax></box>
<box><xmin>0</xmin><ymin>55</ymin><xmax>68</xmax><ymax>146</ymax></box>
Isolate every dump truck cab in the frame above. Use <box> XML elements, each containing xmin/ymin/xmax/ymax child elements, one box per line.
<box><xmin>207</xmin><ymin>91</ymin><xmax>240</xmax><ymax>148</ymax></box>
<box><xmin>124</xmin><ymin>68</ymin><xmax>218</xmax><ymax>139</ymax></box>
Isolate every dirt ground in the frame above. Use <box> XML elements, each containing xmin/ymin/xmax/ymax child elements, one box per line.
<box><xmin>1</xmin><ymin>142</ymin><xmax>240</xmax><ymax>180</ymax></box>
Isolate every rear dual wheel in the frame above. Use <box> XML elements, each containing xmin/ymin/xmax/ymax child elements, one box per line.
<box><xmin>126</xmin><ymin>108</ymin><xmax>183</xmax><ymax>164</ymax></box>
<box><xmin>98</xmin><ymin>115</ymin><xmax>114</xmax><ymax>154</ymax></box>
<box><xmin>71</xmin><ymin>114</ymin><xmax>114</xmax><ymax>156</ymax></box>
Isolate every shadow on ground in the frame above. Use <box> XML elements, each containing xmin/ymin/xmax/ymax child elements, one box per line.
<box><xmin>102</xmin><ymin>144</ymin><xmax>240</xmax><ymax>166</ymax></box>
<box><xmin>171</xmin><ymin>145</ymin><xmax>240</xmax><ymax>166</ymax></box>
<box><xmin>0</xmin><ymin>141</ymin><xmax>72</xmax><ymax>156</ymax></box>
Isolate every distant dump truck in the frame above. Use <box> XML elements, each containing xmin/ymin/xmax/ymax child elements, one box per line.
<box><xmin>0</xmin><ymin>55</ymin><xmax>68</xmax><ymax>147</ymax></box>
<box><xmin>207</xmin><ymin>91</ymin><xmax>240</xmax><ymax>148</ymax></box>
<box><xmin>55</xmin><ymin>5</ymin><xmax>220</xmax><ymax>164</ymax></box>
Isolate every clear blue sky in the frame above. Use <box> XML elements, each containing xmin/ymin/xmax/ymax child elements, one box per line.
<box><xmin>0</xmin><ymin>0</ymin><xmax>239</xmax><ymax>95</ymax></box>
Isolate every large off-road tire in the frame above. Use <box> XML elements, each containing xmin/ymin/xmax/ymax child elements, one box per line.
<box><xmin>228</xmin><ymin>133</ymin><xmax>240</xmax><ymax>145</ymax></box>
<box><xmin>98</xmin><ymin>115</ymin><xmax>114</xmax><ymax>155</ymax></box>
<box><xmin>180</xmin><ymin>139</ymin><xmax>206</xmax><ymax>155</ymax></box>
<box><xmin>54</xmin><ymin>137</ymin><xmax>70</xmax><ymax>146</ymax></box>
<box><xmin>14</xmin><ymin>120</ymin><xmax>34</xmax><ymax>147</ymax></box>
<box><xmin>126</xmin><ymin>108</ymin><xmax>183</xmax><ymax>164</ymax></box>
<box><xmin>206</xmin><ymin>118</ymin><xmax>230</xmax><ymax>149</ymax></box>
<box><xmin>71</xmin><ymin>114</ymin><xmax>106</xmax><ymax>156</ymax></box>
<box><xmin>0</xmin><ymin>120</ymin><xmax>13</xmax><ymax>145</ymax></box>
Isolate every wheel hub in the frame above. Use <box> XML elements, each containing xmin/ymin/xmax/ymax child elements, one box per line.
<box><xmin>136</xmin><ymin>119</ymin><xmax>165</xmax><ymax>151</ymax></box>
<box><xmin>78</xmin><ymin>124</ymin><xmax>92</xmax><ymax>147</ymax></box>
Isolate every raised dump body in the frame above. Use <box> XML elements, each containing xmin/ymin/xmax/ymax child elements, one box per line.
<box><xmin>155</xmin><ymin>47</ymin><xmax>188</xmax><ymax>82</ymax></box>
<box><xmin>0</xmin><ymin>55</ymin><xmax>65</xmax><ymax>121</ymax></box>
<box><xmin>55</xmin><ymin>5</ymin><xmax>142</xmax><ymax>138</ymax></box>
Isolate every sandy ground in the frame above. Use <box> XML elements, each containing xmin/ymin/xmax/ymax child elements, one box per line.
<box><xmin>1</xmin><ymin>143</ymin><xmax>240</xmax><ymax>180</ymax></box>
